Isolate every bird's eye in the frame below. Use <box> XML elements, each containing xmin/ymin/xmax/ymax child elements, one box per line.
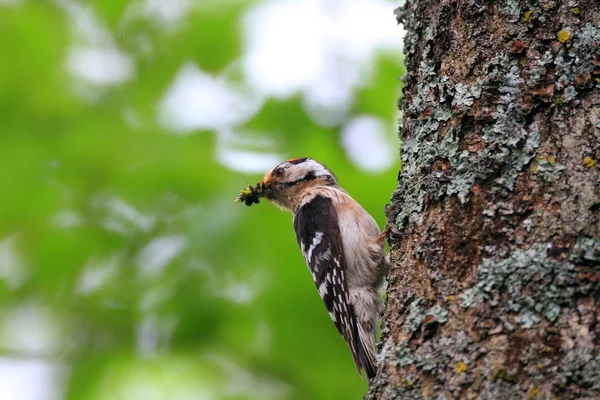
<box><xmin>274</xmin><ymin>167</ymin><xmax>284</xmax><ymax>177</ymax></box>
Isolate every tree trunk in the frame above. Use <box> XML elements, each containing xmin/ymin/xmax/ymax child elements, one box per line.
<box><xmin>368</xmin><ymin>1</ymin><xmax>600</xmax><ymax>399</ymax></box>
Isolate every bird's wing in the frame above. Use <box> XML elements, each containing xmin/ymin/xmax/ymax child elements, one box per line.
<box><xmin>293</xmin><ymin>194</ymin><xmax>361</xmax><ymax>374</ymax></box>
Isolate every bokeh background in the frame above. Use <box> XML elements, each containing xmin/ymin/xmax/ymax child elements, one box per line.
<box><xmin>0</xmin><ymin>0</ymin><xmax>405</xmax><ymax>399</ymax></box>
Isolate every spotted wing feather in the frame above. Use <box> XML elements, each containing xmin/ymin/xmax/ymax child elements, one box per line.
<box><xmin>293</xmin><ymin>195</ymin><xmax>361</xmax><ymax>373</ymax></box>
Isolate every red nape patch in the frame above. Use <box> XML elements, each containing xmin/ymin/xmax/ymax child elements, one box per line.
<box><xmin>287</xmin><ymin>157</ymin><xmax>308</xmax><ymax>164</ymax></box>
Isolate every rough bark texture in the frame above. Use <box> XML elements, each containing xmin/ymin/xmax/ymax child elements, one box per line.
<box><xmin>368</xmin><ymin>1</ymin><xmax>600</xmax><ymax>399</ymax></box>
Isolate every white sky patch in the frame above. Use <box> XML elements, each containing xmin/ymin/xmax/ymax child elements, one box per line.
<box><xmin>138</xmin><ymin>0</ymin><xmax>191</xmax><ymax>25</ymax></box>
<box><xmin>194</xmin><ymin>261</ymin><xmax>265</xmax><ymax>305</ymax></box>
<box><xmin>242</xmin><ymin>0</ymin><xmax>403</xmax><ymax>126</ymax></box>
<box><xmin>67</xmin><ymin>46</ymin><xmax>135</xmax><ymax>86</ymax></box>
<box><xmin>55</xmin><ymin>0</ymin><xmax>137</xmax><ymax>87</ymax></box>
<box><xmin>121</xmin><ymin>0</ymin><xmax>188</xmax><ymax>30</ymax></box>
<box><xmin>54</xmin><ymin>0</ymin><xmax>115</xmax><ymax>46</ymax></box>
<box><xmin>302</xmin><ymin>77</ymin><xmax>355</xmax><ymax>127</ymax></box>
<box><xmin>221</xmin><ymin>281</ymin><xmax>256</xmax><ymax>304</ymax></box>
<box><xmin>216</xmin><ymin>148</ymin><xmax>283</xmax><ymax>173</ymax></box>
<box><xmin>136</xmin><ymin>315</ymin><xmax>160</xmax><ymax>357</ymax></box>
<box><xmin>136</xmin><ymin>314</ymin><xmax>179</xmax><ymax>357</ymax></box>
<box><xmin>104</xmin><ymin>198</ymin><xmax>155</xmax><ymax>232</ymax></box>
<box><xmin>0</xmin><ymin>235</ymin><xmax>28</xmax><ymax>289</ymax></box>
<box><xmin>51</xmin><ymin>209</ymin><xmax>83</xmax><ymax>229</ymax></box>
<box><xmin>0</xmin><ymin>304</ymin><xmax>65</xmax><ymax>355</ymax></box>
<box><xmin>138</xmin><ymin>285</ymin><xmax>175</xmax><ymax>312</ymax></box>
<box><xmin>121</xmin><ymin>0</ymin><xmax>248</xmax><ymax>29</ymax></box>
<box><xmin>136</xmin><ymin>236</ymin><xmax>188</xmax><ymax>279</ymax></box>
<box><xmin>93</xmin><ymin>195</ymin><xmax>156</xmax><ymax>237</ymax></box>
<box><xmin>158</xmin><ymin>62</ymin><xmax>264</xmax><ymax>133</ymax></box>
<box><xmin>0</xmin><ymin>358</ymin><xmax>66</xmax><ymax>400</ymax></box>
<box><xmin>76</xmin><ymin>253</ymin><xmax>121</xmax><ymax>295</ymax></box>
<box><xmin>341</xmin><ymin>115</ymin><xmax>396</xmax><ymax>172</ymax></box>
<box><xmin>242</xmin><ymin>0</ymin><xmax>324</xmax><ymax>99</ymax></box>
<box><xmin>215</xmin><ymin>129</ymin><xmax>283</xmax><ymax>173</ymax></box>
<box><xmin>201</xmin><ymin>267</ymin><xmax>259</xmax><ymax>305</ymax></box>
<box><xmin>177</xmin><ymin>194</ymin><xmax>244</xmax><ymax>245</ymax></box>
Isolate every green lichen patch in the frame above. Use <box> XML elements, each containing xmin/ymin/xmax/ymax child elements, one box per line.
<box><xmin>453</xmin><ymin>82</ymin><xmax>482</xmax><ymax>108</ymax></box>
<box><xmin>447</xmin><ymin>59</ymin><xmax>540</xmax><ymax>201</ymax></box>
<box><xmin>555</xmin><ymin>23</ymin><xmax>600</xmax><ymax>93</ymax></box>
<box><xmin>570</xmin><ymin>237</ymin><xmax>600</xmax><ymax>264</ymax></box>
<box><xmin>393</xmin><ymin>51</ymin><xmax>543</xmax><ymax>230</ymax></box>
<box><xmin>396</xmin><ymin>346</ymin><xmax>415</xmax><ymax>367</ymax></box>
<box><xmin>461</xmin><ymin>243</ymin><xmax>595</xmax><ymax>328</ymax></box>
<box><xmin>556</xmin><ymin>347</ymin><xmax>600</xmax><ymax>394</ymax></box>
<box><xmin>403</xmin><ymin>299</ymin><xmax>449</xmax><ymax>333</ymax></box>
<box><xmin>396</xmin><ymin>375</ymin><xmax>421</xmax><ymax>398</ymax></box>
<box><xmin>531</xmin><ymin>155</ymin><xmax>566</xmax><ymax>183</ymax></box>
<box><xmin>503</xmin><ymin>0</ymin><xmax>522</xmax><ymax>22</ymax></box>
<box><xmin>413</xmin><ymin>330</ymin><xmax>474</xmax><ymax>380</ymax></box>
<box><xmin>394</xmin><ymin>23</ymin><xmax>600</xmax><ymax>223</ymax></box>
<box><xmin>490</xmin><ymin>367</ymin><xmax>520</xmax><ymax>383</ymax></box>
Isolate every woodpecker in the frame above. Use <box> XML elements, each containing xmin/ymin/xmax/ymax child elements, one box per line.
<box><xmin>235</xmin><ymin>157</ymin><xmax>388</xmax><ymax>379</ymax></box>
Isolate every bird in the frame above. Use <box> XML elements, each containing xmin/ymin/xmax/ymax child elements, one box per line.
<box><xmin>235</xmin><ymin>157</ymin><xmax>388</xmax><ymax>379</ymax></box>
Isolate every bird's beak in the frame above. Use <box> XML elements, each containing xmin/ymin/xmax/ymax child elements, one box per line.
<box><xmin>257</xmin><ymin>181</ymin><xmax>272</xmax><ymax>197</ymax></box>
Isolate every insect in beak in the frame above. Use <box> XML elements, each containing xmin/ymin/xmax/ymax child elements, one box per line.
<box><xmin>234</xmin><ymin>181</ymin><xmax>271</xmax><ymax>206</ymax></box>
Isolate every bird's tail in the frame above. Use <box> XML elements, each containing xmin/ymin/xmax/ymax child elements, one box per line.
<box><xmin>355</xmin><ymin>320</ymin><xmax>377</xmax><ymax>380</ymax></box>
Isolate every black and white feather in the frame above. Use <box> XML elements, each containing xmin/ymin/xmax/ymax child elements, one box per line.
<box><xmin>294</xmin><ymin>194</ymin><xmax>373</xmax><ymax>376</ymax></box>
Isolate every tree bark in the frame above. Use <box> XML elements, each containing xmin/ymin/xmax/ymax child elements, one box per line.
<box><xmin>369</xmin><ymin>1</ymin><xmax>600</xmax><ymax>399</ymax></box>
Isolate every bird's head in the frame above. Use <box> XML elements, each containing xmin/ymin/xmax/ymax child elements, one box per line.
<box><xmin>261</xmin><ymin>158</ymin><xmax>337</xmax><ymax>210</ymax></box>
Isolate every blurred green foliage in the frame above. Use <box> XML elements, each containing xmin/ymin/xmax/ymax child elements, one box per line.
<box><xmin>0</xmin><ymin>1</ymin><xmax>404</xmax><ymax>399</ymax></box>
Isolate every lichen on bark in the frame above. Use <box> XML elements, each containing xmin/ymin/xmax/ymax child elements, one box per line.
<box><xmin>369</xmin><ymin>0</ymin><xmax>600</xmax><ymax>399</ymax></box>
